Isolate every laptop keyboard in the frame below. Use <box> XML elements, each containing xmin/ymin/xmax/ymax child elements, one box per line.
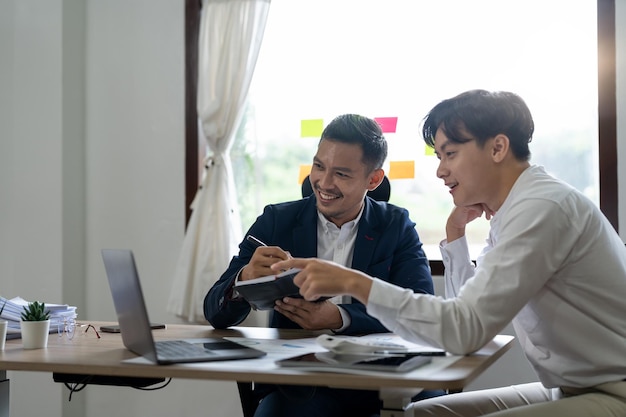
<box><xmin>155</xmin><ymin>340</ymin><xmax>214</xmax><ymax>359</ymax></box>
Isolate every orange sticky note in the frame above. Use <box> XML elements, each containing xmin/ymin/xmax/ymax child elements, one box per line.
<box><xmin>298</xmin><ymin>164</ymin><xmax>312</xmax><ymax>184</ymax></box>
<box><xmin>301</xmin><ymin>119</ymin><xmax>324</xmax><ymax>138</ymax></box>
<box><xmin>374</xmin><ymin>117</ymin><xmax>398</xmax><ymax>133</ymax></box>
<box><xmin>389</xmin><ymin>161</ymin><xmax>415</xmax><ymax>179</ymax></box>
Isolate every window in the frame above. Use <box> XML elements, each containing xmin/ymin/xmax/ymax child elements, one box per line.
<box><xmin>186</xmin><ymin>0</ymin><xmax>617</xmax><ymax>272</ymax></box>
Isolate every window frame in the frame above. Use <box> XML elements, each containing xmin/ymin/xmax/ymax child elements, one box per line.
<box><xmin>184</xmin><ymin>0</ymin><xmax>618</xmax><ymax>275</ymax></box>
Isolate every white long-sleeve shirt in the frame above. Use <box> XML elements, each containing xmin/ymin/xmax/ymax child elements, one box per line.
<box><xmin>367</xmin><ymin>165</ymin><xmax>626</xmax><ymax>388</ymax></box>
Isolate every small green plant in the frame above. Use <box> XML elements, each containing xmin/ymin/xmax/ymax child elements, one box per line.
<box><xmin>21</xmin><ymin>301</ymin><xmax>50</xmax><ymax>321</ymax></box>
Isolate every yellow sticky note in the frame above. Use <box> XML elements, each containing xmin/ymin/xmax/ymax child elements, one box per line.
<box><xmin>389</xmin><ymin>161</ymin><xmax>415</xmax><ymax>179</ymax></box>
<box><xmin>424</xmin><ymin>145</ymin><xmax>435</xmax><ymax>156</ymax></box>
<box><xmin>298</xmin><ymin>164</ymin><xmax>312</xmax><ymax>184</ymax></box>
<box><xmin>301</xmin><ymin>119</ymin><xmax>324</xmax><ymax>138</ymax></box>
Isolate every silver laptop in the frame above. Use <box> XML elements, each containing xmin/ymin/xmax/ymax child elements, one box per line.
<box><xmin>101</xmin><ymin>249</ymin><xmax>266</xmax><ymax>364</ymax></box>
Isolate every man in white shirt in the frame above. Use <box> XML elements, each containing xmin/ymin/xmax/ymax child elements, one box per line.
<box><xmin>271</xmin><ymin>90</ymin><xmax>626</xmax><ymax>417</ymax></box>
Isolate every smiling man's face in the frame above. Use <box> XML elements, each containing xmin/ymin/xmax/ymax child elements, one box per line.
<box><xmin>309</xmin><ymin>139</ymin><xmax>381</xmax><ymax>227</ymax></box>
<box><xmin>433</xmin><ymin>128</ymin><xmax>500</xmax><ymax>210</ymax></box>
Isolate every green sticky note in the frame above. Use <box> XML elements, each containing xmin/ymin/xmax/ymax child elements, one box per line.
<box><xmin>301</xmin><ymin>119</ymin><xmax>324</xmax><ymax>138</ymax></box>
<box><xmin>425</xmin><ymin>145</ymin><xmax>435</xmax><ymax>156</ymax></box>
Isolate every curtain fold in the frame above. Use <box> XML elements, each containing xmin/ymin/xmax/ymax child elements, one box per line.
<box><xmin>167</xmin><ymin>0</ymin><xmax>271</xmax><ymax>323</ymax></box>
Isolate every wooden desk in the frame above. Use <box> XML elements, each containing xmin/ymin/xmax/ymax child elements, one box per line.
<box><xmin>0</xmin><ymin>322</ymin><xmax>514</xmax><ymax>417</ymax></box>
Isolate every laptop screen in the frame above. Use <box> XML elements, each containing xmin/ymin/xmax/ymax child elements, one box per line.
<box><xmin>101</xmin><ymin>249</ymin><xmax>159</xmax><ymax>362</ymax></box>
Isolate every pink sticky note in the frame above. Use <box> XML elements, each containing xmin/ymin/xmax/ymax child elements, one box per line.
<box><xmin>374</xmin><ymin>117</ymin><xmax>398</xmax><ymax>134</ymax></box>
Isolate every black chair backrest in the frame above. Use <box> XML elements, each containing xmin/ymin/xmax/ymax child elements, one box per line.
<box><xmin>301</xmin><ymin>174</ymin><xmax>391</xmax><ymax>202</ymax></box>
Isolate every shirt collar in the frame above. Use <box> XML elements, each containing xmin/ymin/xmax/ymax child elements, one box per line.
<box><xmin>317</xmin><ymin>203</ymin><xmax>365</xmax><ymax>233</ymax></box>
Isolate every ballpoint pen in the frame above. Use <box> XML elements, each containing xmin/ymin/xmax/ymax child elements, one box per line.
<box><xmin>246</xmin><ymin>235</ymin><xmax>267</xmax><ymax>248</ymax></box>
<box><xmin>246</xmin><ymin>235</ymin><xmax>291</xmax><ymax>272</ymax></box>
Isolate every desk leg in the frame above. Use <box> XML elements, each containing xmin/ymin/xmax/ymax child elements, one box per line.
<box><xmin>0</xmin><ymin>370</ymin><xmax>9</xmax><ymax>417</ymax></box>
<box><xmin>379</xmin><ymin>387</ymin><xmax>421</xmax><ymax>417</ymax></box>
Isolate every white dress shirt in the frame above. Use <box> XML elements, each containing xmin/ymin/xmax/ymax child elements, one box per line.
<box><xmin>367</xmin><ymin>165</ymin><xmax>626</xmax><ymax>388</ymax></box>
<box><xmin>317</xmin><ymin>207</ymin><xmax>363</xmax><ymax>331</ymax></box>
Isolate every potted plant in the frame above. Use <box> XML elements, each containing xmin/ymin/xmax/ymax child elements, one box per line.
<box><xmin>20</xmin><ymin>301</ymin><xmax>51</xmax><ymax>349</ymax></box>
<box><xmin>0</xmin><ymin>298</ymin><xmax>7</xmax><ymax>350</ymax></box>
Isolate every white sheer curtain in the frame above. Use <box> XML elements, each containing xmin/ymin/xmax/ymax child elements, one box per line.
<box><xmin>167</xmin><ymin>0</ymin><xmax>271</xmax><ymax>323</ymax></box>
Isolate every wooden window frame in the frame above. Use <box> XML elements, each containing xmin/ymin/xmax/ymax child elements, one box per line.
<box><xmin>184</xmin><ymin>0</ymin><xmax>618</xmax><ymax>275</ymax></box>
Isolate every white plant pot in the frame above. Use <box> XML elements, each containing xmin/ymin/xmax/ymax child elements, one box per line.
<box><xmin>20</xmin><ymin>320</ymin><xmax>50</xmax><ymax>349</ymax></box>
<box><xmin>0</xmin><ymin>320</ymin><xmax>7</xmax><ymax>350</ymax></box>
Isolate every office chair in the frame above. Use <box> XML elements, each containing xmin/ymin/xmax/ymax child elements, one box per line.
<box><xmin>301</xmin><ymin>174</ymin><xmax>391</xmax><ymax>202</ymax></box>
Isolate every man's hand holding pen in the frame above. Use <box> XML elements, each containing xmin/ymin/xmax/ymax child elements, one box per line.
<box><xmin>240</xmin><ymin>235</ymin><xmax>291</xmax><ymax>281</ymax></box>
<box><xmin>244</xmin><ymin>235</ymin><xmax>344</xmax><ymax>330</ymax></box>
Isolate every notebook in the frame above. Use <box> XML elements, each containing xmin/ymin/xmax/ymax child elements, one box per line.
<box><xmin>101</xmin><ymin>249</ymin><xmax>266</xmax><ymax>364</ymax></box>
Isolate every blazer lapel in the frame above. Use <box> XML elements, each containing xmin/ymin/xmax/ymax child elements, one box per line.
<box><xmin>351</xmin><ymin>198</ymin><xmax>380</xmax><ymax>272</ymax></box>
<box><xmin>291</xmin><ymin>197</ymin><xmax>318</xmax><ymax>257</ymax></box>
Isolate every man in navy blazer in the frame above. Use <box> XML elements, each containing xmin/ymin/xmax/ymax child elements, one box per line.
<box><xmin>205</xmin><ymin>195</ymin><xmax>433</xmax><ymax>332</ymax></box>
<box><xmin>204</xmin><ymin>114</ymin><xmax>439</xmax><ymax>417</ymax></box>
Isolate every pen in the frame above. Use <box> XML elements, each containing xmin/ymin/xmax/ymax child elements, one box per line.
<box><xmin>246</xmin><ymin>235</ymin><xmax>291</xmax><ymax>273</ymax></box>
<box><xmin>246</xmin><ymin>235</ymin><xmax>267</xmax><ymax>248</ymax></box>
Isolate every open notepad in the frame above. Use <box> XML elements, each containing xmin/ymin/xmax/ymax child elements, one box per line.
<box><xmin>234</xmin><ymin>268</ymin><xmax>304</xmax><ymax>310</ymax></box>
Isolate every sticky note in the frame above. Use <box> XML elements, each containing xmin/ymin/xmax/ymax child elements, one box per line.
<box><xmin>389</xmin><ymin>161</ymin><xmax>415</xmax><ymax>179</ymax></box>
<box><xmin>374</xmin><ymin>117</ymin><xmax>398</xmax><ymax>134</ymax></box>
<box><xmin>301</xmin><ymin>119</ymin><xmax>324</xmax><ymax>138</ymax></box>
<box><xmin>424</xmin><ymin>145</ymin><xmax>435</xmax><ymax>156</ymax></box>
<box><xmin>298</xmin><ymin>164</ymin><xmax>312</xmax><ymax>184</ymax></box>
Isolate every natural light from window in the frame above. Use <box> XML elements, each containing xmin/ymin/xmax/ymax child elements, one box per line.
<box><xmin>231</xmin><ymin>0</ymin><xmax>598</xmax><ymax>261</ymax></box>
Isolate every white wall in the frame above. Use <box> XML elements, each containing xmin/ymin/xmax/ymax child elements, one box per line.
<box><xmin>0</xmin><ymin>1</ymin><xmax>624</xmax><ymax>416</ymax></box>
<box><xmin>1</xmin><ymin>1</ymin><xmax>240</xmax><ymax>416</ymax></box>
<box><xmin>1</xmin><ymin>0</ymin><xmax>67</xmax><ymax>415</ymax></box>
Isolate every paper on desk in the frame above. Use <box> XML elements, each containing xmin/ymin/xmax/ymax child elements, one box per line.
<box><xmin>221</xmin><ymin>336</ymin><xmax>458</xmax><ymax>376</ymax></box>
<box><xmin>355</xmin><ymin>333</ymin><xmax>446</xmax><ymax>354</ymax></box>
<box><xmin>0</xmin><ymin>296</ymin><xmax>77</xmax><ymax>332</ymax></box>
<box><xmin>224</xmin><ymin>336</ymin><xmax>325</xmax><ymax>355</ymax></box>
<box><xmin>226</xmin><ymin>334</ymin><xmax>444</xmax><ymax>355</ymax></box>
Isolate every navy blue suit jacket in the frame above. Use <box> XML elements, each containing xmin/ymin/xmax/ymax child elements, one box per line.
<box><xmin>204</xmin><ymin>195</ymin><xmax>433</xmax><ymax>335</ymax></box>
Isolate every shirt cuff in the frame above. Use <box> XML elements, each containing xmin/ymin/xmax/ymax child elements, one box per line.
<box><xmin>439</xmin><ymin>236</ymin><xmax>474</xmax><ymax>298</ymax></box>
<box><xmin>439</xmin><ymin>236</ymin><xmax>472</xmax><ymax>267</ymax></box>
<box><xmin>331</xmin><ymin>305</ymin><xmax>351</xmax><ymax>333</ymax></box>
<box><xmin>365</xmin><ymin>278</ymin><xmax>408</xmax><ymax>330</ymax></box>
<box><xmin>228</xmin><ymin>266</ymin><xmax>247</xmax><ymax>300</ymax></box>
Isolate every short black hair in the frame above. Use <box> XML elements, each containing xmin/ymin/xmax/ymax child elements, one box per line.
<box><xmin>421</xmin><ymin>90</ymin><xmax>534</xmax><ymax>161</ymax></box>
<box><xmin>320</xmin><ymin>114</ymin><xmax>388</xmax><ymax>172</ymax></box>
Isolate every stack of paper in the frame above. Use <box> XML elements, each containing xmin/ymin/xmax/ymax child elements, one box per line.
<box><xmin>0</xmin><ymin>296</ymin><xmax>77</xmax><ymax>337</ymax></box>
